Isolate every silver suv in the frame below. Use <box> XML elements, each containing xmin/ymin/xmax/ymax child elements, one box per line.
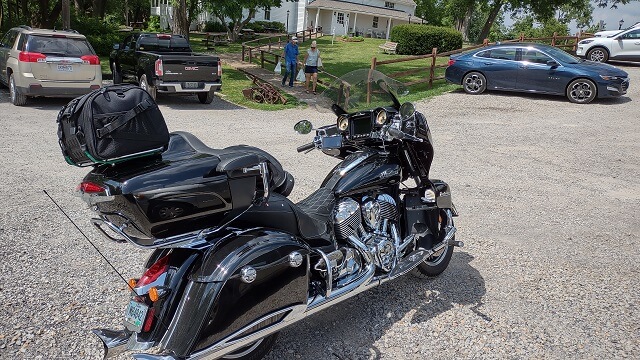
<box><xmin>0</xmin><ymin>26</ymin><xmax>102</xmax><ymax>106</ymax></box>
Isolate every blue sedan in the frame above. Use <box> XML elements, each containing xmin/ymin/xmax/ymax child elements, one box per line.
<box><xmin>445</xmin><ymin>43</ymin><xmax>629</xmax><ymax>104</ymax></box>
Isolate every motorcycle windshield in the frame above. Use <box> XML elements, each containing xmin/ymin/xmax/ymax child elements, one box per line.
<box><xmin>317</xmin><ymin>69</ymin><xmax>408</xmax><ymax>114</ymax></box>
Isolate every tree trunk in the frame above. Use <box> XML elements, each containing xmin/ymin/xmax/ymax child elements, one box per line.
<box><xmin>455</xmin><ymin>5</ymin><xmax>474</xmax><ymax>42</ymax></box>
<box><xmin>172</xmin><ymin>0</ymin><xmax>189</xmax><ymax>40</ymax></box>
<box><xmin>477</xmin><ymin>0</ymin><xmax>503</xmax><ymax>43</ymax></box>
<box><xmin>0</xmin><ymin>0</ymin><xmax>4</xmax><ymax>30</ymax></box>
<box><xmin>62</xmin><ymin>0</ymin><xmax>70</xmax><ymax>29</ymax></box>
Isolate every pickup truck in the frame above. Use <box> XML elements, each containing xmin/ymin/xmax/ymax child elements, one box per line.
<box><xmin>110</xmin><ymin>33</ymin><xmax>221</xmax><ymax>104</ymax></box>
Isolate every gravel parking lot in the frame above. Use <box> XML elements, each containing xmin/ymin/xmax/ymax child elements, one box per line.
<box><xmin>0</xmin><ymin>64</ymin><xmax>638</xmax><ymax>360</ymax></box>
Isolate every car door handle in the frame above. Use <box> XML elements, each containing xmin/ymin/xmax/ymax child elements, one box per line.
<box><xmin>519</xmin><ymin>65</ymin><xmax>528</xmax><ymax>69</ymax></box>
<box><xmin>635</xmin><ymin>42</ymin><xmax>640</xmax><ymax>45</ymax></box>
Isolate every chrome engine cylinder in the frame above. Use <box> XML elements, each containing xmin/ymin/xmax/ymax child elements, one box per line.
<box><xmin>334</xmin><ymin>198</ymin><xmax>362</xmax><ymax>240</ymax></box>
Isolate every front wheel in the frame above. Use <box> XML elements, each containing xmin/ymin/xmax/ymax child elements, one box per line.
<box><xmin>411</xmin><ymin>211</ymin><xmax>455</xmax><ymax>278</ymax></box>
<box><xmin>111</xmin><ymin>62</ymin><xmax>122</xmax><ymax>84</ymax></box>
<box><xmin>586</xmin><ymin>47</ymin><xmax>609</xmax><ymax>63</ymax></box>
<box><xmin>197</xmin><ymin>89</ymin><xmax>215</xmax><ymax>104</ymax></box>
<box><xmin>139</xmin><ymin>74</ymin><xmax>157</xmax><ymax>100</ymax></box>
<box><xmin>462</xmin><ymin>71</ymin><xmax>486</xmax><ymax>95</ymax></box>
<box><xmin>222</xmin><ymin>333</ymin><xmax>279</xmax><ymax>360</ymax></box>
<box><xmin>566</xmin><ymin>78</ymin><xmax>597</xmax><ymax>104</ymax></box>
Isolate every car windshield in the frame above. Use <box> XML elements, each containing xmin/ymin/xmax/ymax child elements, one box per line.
<box><xmin>318</xmin><ymin>69</ymin><xmax>407</xmax><ymax>113</ymax></box>
<box><xmin>544</xmin><ymin>47</ymin><xmax>582</xmax><ymax>64</ymax></box>
<box><xmin>25</xmin><ymin>35</ymin><xmax>94</xmax><ymax>56</ymax></box>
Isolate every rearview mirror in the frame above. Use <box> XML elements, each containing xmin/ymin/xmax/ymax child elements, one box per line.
<box><xmin>113</xmin><ymin>43</ymin><xmax>120</xmax><ymax>50</ymax></box>
<box><xmin>294</xmin><ymin>120</ymin><xmax>313</xmax><ymax>134</ymax></box>
<box><xmin>399</xmin><ymin>102</ymin><xmax>415</xmax><ymax>119</ymax></box>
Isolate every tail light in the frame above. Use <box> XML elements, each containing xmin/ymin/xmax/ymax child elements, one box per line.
<box><xmin>19</xmin><ymin>51</ymin><xmax>46</xmax><ymax>63</ymax></box>
<box><xmin>137</xmin><ymin>255</ymin><xmax>170</xmax><ymax>287</ymax></box>
<box><xmin>81</xmin><ymin>55</ymin><xmax>100</xmax><ymax>65</ymax></box>
<box><xmin>157</xmin><ymin>34</ymin><xmax>172</xmax><ymax>39</ymax></box>
<box><xmin>217</xmin><ymin>62</ymin><xmax>222</xmax><ymax>77</ymax></box>
<box><xmin>448</xmin><ymin>58</ymin><xmax>456</xmax><ymax>66</ymax></box>
<box><xmin>77</xmin><ymin>181</ymin><xmax>107</xmax><ymax>194</ymax></box>
<box><xmin>142</xmin><ymin>307</ymin><xmax>156</xmax><ymax>332</ymax></box>
<box><xmin>155</xmin><ymin>59</ymin><xmax>163</xmax><ymax>76</ymax></box>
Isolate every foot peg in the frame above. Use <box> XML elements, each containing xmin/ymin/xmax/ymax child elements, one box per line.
<box><xmin>448</xmin><ymin>239</ymin><xmax>464</xmax><ymax>247</ymax></box>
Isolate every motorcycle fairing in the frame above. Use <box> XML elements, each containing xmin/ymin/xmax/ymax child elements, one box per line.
<box><xmin>158</xmin><ymin>229</ymin><xmax>311</xmax><ymax>356</ymax></box>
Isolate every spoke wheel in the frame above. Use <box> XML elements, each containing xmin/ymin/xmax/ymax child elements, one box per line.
<box><xmin>462</xmin><ymin>71</ymin><xmax>486</xmax><ymax>95</ymax></box>
<box><xmin>587</xmin><ymin>47</ymin><xmax>608</xmax><ymax>63</ymax></box>
<box><xmin>567</xmin><ymin>79</ymin><xmax>597</xmax><ymax>104</ymax></box>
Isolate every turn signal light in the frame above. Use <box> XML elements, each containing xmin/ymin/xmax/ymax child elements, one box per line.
<box><xmin>128</xmin><ymin>278</ymin><xmax>137</xmax><ymax>290</ymax></box>
<box><xmin>447</xmin><ymin>59</ymin><xmax>456</xmax><ymax>66</ymax></box>
<box><xmin>149</xmin><ymin>287</ymin><xmax>160</xmax><ymax>302</ymax></box>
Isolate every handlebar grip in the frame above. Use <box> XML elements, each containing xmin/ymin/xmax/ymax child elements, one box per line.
<box><xmin>297</xmin><ymin>142</ymin><xmax>315</xmax><ymax>152</ymax></box>
<box><xmin>387</xmin><ymin>127</ymin><xmax>405</xmax><ymax>139</ymax></box>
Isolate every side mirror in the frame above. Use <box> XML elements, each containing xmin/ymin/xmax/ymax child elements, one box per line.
<box><xmin>546</xmin><ymin>60</ymin><xmax>560</xmax><ymax>67</ymax></box>
<box><xmin>399</xmin><ymin>102</ymin><xmax>415</xmax><ymax>119</ymax></box>
<box><xmin>113</xmin><ymin>43</ymin><xmax>120</xmax><ymax>50</ymax></box>
<box><xmin>294</xmin><ymin>120</ymin><xmax>313</xmax><ymax>134</ymax></box>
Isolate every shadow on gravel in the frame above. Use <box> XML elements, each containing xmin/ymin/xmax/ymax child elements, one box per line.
<box><xmin>157</xmin><ymin>94</ymin><xmax>243</xmax><ymax>111</ymax></box>
<box><xmin>268</xmin><ymin>251</ymin><xmax>487</xmax><ymax>360</ymax></box>
<box><xmin>450</xmin><ymin>88</ymin><xmax>632</xmax><ymax>105</ymax></box>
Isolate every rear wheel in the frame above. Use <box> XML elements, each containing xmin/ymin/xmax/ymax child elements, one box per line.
<box><xmin>566</xmin><ymin>78</ymin><xmax>597</xmax><ymax>104</ymax></box>
<box><xmin>139</xmin><ymin>74</ymin><xmax>156</xmax><ymax>100</ymax></box>
<box><xmin>111</xmin><ymin>62</ymin><xmax>122</xmax><ymax>84</ymax></box>
<box><xmin>411</xmin><ymin>211</ymin><xmax>455</xmax><ymax>278</ymax></box>
<box><xmin>586</xmin><ymin>47</ymin><xmax>609</xmax><ymax>63</ymax></box>
<box><xmin>197</xmin><ymin>89</ymin><xmax>215</xmax><ymax>104</ymax></box>
<box><xmin>9</xmin><ymin>73</ymin><xmax>27</xmax><ymax>106</ymax></box>
<box><xmin>462</xmin><ymin>71</ymin><xmax>486</xmax><ymax>95</ymax></box>
<box><xmin>222</xmin><ymin>333</ymin><xmax>279</xmax><ymax>360</ymax></box>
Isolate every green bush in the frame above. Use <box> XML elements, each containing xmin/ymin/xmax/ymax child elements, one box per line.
<box><xmin>244</xmin><ymin>21</ymin><xmax>285</xmax><ymax>33</ymax></box>
<box><xmin>146</xmin><ymin>16</ymin><xmax>162</xmax><ymax>32</ymax></box>
<box><xmin>70</xmin><ymin>16</ymin><xmax>124</xmax><ymax>56</ymax></box>
<box><xmin>204</xmin><ymin>20</ymin><xmax>227</xmax><ymax>32</ymax></box>
<box><xmin>390</xmin><ymin>24</ymin><xmax>462</xmax><ymax>55</ymax></box>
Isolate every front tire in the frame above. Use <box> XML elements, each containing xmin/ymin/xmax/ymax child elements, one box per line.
<box><xmin>197</xmin><ymin>89</ymin><xmax>215</xmax><ymax>104</ymax></box>
<box><xmin>222</xmin><ymin>333</ymin><xmax>279</xmax><ymax>360</ymax></box>
<box><xmin>139</xmin><ymin>74</ymin><xmax>157</xmax><ymax>100</ymax></box>
<box><xmin>411</xmin><ymin>211</ymin><xmax>455</xmax><ymax>278</ymax></box>
<box><xmin>566</xmin><ymin>78</ymin><xmax>597</xmax><ymax>104</ymax></box>
<box><xmin>586</xmin><ymin>47</ymin><xmax>609</xmax><ymax>63</ymax></box>
<box><xmin>462</xmin><ymin>71</ymin><xmax>486</xmax><ymax>95</ymax></box>
<box><xmin>112</xmin><ymin>62</ymin><xmax>122</xmax><ymax>84</ymax></box>
<box><xmin>9</xmin><ymin>73</ymin><xmax>27</xmax><ymax>106</ymax></box>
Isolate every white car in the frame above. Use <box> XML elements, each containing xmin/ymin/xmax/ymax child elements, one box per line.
<box><xmin>594</xmin><ymin>22</ymin><xmax>640</xmax><ymax>37</ymax></box>
<box><xmin>577</xmin><ymin>26</ymin><xmax>640</xmax><ymax>62</ymax></box>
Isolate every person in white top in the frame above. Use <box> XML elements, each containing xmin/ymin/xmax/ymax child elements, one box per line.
<box><xmin>303</xmin><ymin>40</ymin><xmax>322</xmax><ymax>94</ymax></box>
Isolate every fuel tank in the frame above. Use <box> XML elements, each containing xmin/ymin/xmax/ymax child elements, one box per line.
<box><xmin>321</xmin><ymin>150</ymin><xmax>402</xmax><ymax>196</ymax></box>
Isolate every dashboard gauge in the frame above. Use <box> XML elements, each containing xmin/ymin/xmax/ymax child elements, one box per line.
<box><xmin>338</xmin><ymin>116</ymin><xmax>349</xmax><ymax>131</ymax></box>
<box><xmin>376</xmin><ymin>110</ymin><xmax>388</xmax><ymax>125</ymax></box>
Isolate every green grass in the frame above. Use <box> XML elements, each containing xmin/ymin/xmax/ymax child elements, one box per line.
<box><xmin>189</xmin><ymin>33</ymin><xmax>244</xmax><ymax>54</ymax></box>
<box><xmin>218</xmin><ymin>65</ymin><xmax>301</xmax><ymax>110</ymax></box>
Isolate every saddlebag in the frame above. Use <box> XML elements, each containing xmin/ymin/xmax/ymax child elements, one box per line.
<box><xmin>57</xmin><ymin>84</ymin><xmax>169</xmax><ymax>167</ymax></box>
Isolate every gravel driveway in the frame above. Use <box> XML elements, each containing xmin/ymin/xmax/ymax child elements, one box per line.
<box><xmin>0</xmin><ymin>64</ymin><xmax>638</xmax><ymax>360</ymax></box>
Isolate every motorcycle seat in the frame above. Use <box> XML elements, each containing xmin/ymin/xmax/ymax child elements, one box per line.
<box><xmin>172</xmin><ymin>131</ymin><xmax>294</xmax><ymax>197</ymax></box>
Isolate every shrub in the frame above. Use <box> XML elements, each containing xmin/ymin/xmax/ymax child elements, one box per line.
<box><xmin>390</xmin><ymin>24</ymin><xmax>462</xmax><ymax>55</ymax></box>
<box><xmin>244</xmin><ymin>21</ymin><xmax>285</xmax><ymax>33</ymax></box>
<box><xmin>204</xmin><ymin>20</ymin><xmax>227</xmax><ymax>33</ymax></box>
<box><xmin>70</xmin><ymin>16</ymin><xmax>124</xmax><ymax>56</ymax></box>
<box><xmin>146</xmin><ymin>16</ymin><xmax>162</xmax><ymax>32</ymax></box>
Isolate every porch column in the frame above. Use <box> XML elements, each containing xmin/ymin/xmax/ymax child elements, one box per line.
<box><xmin>315</xmin><ymin>8</ymin><xmax>320</xmax><ymax>31</ymax></box>
<box><xmin>386</xmin><ymin>18</ymin><xmax>392</xmax><ymax>39</ymax></box>
<box><xmin>353</xmin><ymin>13</ymin><xmax>358</xmax><ymax>35</ymax></box>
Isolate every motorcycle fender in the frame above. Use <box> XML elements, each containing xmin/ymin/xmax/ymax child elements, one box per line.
<box><xmin>431</xmin><ymin>179</ymin><xmax>454</xmax><ymax>210</ymax></box>
<box><xmin>159</xmin><ymin>229</ymin><xmax>310</xmax><ymax>357</ymax></box>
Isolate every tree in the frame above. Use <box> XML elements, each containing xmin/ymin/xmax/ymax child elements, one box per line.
<box><xmin>594</xmin><ymin>0</ymin><xmax>638</xmax><ymax>8</ymax></box>
<box><xmin>202</xmin><ymin>0</ymin><xmax>282</xmax><ymax>41</ymax></box>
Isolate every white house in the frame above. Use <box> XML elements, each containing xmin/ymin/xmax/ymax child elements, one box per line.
<box><xmin>151</xmin><ymin>0</ymin><xmax>419</xmax><ymax>40</ymax></box>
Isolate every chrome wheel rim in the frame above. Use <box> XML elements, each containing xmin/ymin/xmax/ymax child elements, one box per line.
<box><xmin>140</xmin><ymin>76</ymin><xmax>148</xmax><ymax>91</ymax></box>
<box><xmin>222</xmin><ymin>338</ymin><xmax>264</xmax><ymax>359</ymax></box>
<box><xmin>569</xmin><ymin>81</ymin><xmax>594</xmax><ymax>103</ymax></box>
<box><xmin>589</xmin><ymin>49</ymin><xmax>606</xmax><ymax>62</ymax></box>
<box><xmin>464</xmin><ymin>74</ymin><xmax>484</xmax><ymax>93</ymax></box>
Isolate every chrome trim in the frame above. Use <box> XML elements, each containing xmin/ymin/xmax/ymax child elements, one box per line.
<box><xmin>127</xmin><ymin>332</ymin><xmax>155</xmax><ymax>351</ymax></box>
<box><xmin>240</xmin><ymin>266</ymin><xmax>257</xmax><ymax>283</ymax></box>
<box><xmin>316</xmin><ymin>249</ymin><xmax>333</xmax><ymax>297</ymax></box>
<box><xmin>92</xmin><ymin>328</ymin><xmax>131</xmax><ymax>359</ymax></box>
<box><xmin>288</xmin><ymin>251</ymin><xmax>303</xmax><ymax>267</ymax></box>
<box><xmin>338</xmin><ymin>152</ymin><xmax>372</xmax><ymax>176</ymax></box>
<box><xmin>347</xmin><ymin>234</ymin><xmax>373</xmax><ymax>264</ymax></box>
<box><xmin>155</xmin><ymin>81</ymin><xmax>222</xmax><ymax>93</ymax></box>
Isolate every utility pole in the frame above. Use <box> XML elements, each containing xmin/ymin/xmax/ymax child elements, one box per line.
<box><xmin>62</xmin><ymin>0</ymin><xmax>70</xmax><ymax>29</ymax></box>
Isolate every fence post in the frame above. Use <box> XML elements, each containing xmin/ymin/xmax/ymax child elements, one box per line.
<box><xmin>429</xmin><ymin>47</ymin><xmax>437</xmax><ymax>89</ymax></box>
<box><xmin>520</xmin><ymin>33</ymin><xmax>524</xmax><ymax>42</ymax></box>
<box><xmin>261</xmin><ymin>51</ymin><xmax>265</xmax><ymax>68</ymax></box>
<box><xmin>242</xmin><ymin>45</ymin><xmax>246</xmax><ymax>62</ymax></box>
<box><xmin>552</xmin><ymin>32</ymin><xmax>557</xmax><ymax>47</ymax></box>
<box><xmin>303</xmin><ymin>30</ymin><xmax>306</xmax><ymax>42</ymax></box>
<box><xmin>249</xmin><ymin>47</ymin><xmax>252</xmax><ymax>63</ymax></box>
<box><xmin>370</xmin><ymin>57</ymin><xmax>377</xmax><ymax>71</ymax></box>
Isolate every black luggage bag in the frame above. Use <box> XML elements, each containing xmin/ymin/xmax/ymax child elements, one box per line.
<box><xmin>57</xmin><ymin>85</ymin><xmax>169</xmax><ymax>167</ymax></box>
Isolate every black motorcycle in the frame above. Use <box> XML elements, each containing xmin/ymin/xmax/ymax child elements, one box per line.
<box><xmin>83</xmin><ymin>69</ymin><xmax>461</xmax><ymax>359</ymax></box>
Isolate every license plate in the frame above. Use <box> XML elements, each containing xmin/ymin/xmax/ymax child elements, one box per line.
<box><xmin>124</xmin><ymin>300</ymin><xmax>148</xmax><ymax>332</ymax></box>
<box><xmin>57</xmin><ymin>65</ymin><xmax>73</xmax><ymax>72</ymax></box>
<box><xmin>184</xmin><ymin>82</ymin><xmax>199</xmax><ymax>89</ymax></box>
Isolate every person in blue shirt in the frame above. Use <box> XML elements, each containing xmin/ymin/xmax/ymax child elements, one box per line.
<box><xmin>281</xmin><ymin>36</ymin><xmax>299</xmax><ymax>87</ymax></box>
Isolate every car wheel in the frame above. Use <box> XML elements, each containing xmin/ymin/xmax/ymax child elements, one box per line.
<box><xmin>197</xmin><ymin>89</ymin><xmax>215</xmax><ymax>104</ymax></box>
<box><xmin>566</xmin><ymin>78</ymin><xmax>597</xmax><ymax>104</ymax></box>
<box><xmin>586</xmin><ymin>47</ymin><xmax>609</xmax><ymax>63</ymax></box>
<box><xmin>112</xmin><ymin>62</ymin><xmax>122</xmax><ymax>84</ymax></box>
<box><xmin>139</xmin><ymin>74</ymin><xmax>157</xmax><ymax>100</ymax></box>
<box><xmin>9</xmin><ymin>73</ymin><xmax>28</xmax><ymax>106</ymax></box>
<box><xmin>462</xmin><ymin>71</ymin><xmax>486</xmax><ymax>95</ymax></box>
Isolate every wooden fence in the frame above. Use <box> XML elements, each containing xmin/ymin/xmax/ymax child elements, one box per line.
<box><xmin>371</xmin><ymin>32</ymin><xmax>595</xmax><ymax>89</ymax></box>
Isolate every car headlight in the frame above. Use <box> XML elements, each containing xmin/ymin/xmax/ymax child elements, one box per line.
<box><xmin>579</xmin><ymin>40</ymin><xmax>594</xmax><ymax>44</ymax></box>
<box><xmin>376</xmin><ymin>110</ymin><xmax>387</xmax><ymax>125</ymax></box>
<box><xmin>338</xmin><ymin>116</ymin><xmax>349</xmax><ymax>131</ymax></box>
<box><xmin>600</xmin><ymin>75</ymin><xmax>620</xmax><ymax>80</ymax></box>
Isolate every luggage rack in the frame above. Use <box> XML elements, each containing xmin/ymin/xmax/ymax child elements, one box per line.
<box><xmin>92</xmin><ymin>212</ymin><xmax>217</xmax><ymax>249</ymax></box>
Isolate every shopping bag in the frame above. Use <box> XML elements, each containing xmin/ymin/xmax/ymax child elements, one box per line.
<box><xmin>296</xmin><ymin>69</ymin><xmax>306</xmax><ymax>82</ymax></box>
<box><xmin>274</xmin><ymin>61</ymin><xmax>282</xmax><ymax>74</ymax></box>
<box><xmin>317</xmin><ymin>58</ymin><xmax>323</xmax><ymax>68</ymax></box>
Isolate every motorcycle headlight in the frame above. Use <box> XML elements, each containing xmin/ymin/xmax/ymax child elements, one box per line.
<box><xmin>338</xmin><ymin>116</ymin><xmax>349</xmax><ymax>131</ymax></box>
<box><xmin>579</xmin><ymin>39</ymin><xmax>594</xmax><ymax>45</ymax></box>
<box><xmin>376</xmin><ymin>110</ymin><xmax>388</xmax><ymax>125</ymax></box>
<box><xmin>600</xmin><ymin>75</ymin><xmax>620</xmax><ymax>81</ymax></box>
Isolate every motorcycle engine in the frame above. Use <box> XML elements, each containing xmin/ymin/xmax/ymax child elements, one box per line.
<box><xmin>332</xmin><ymin>195</ymin><xmax>399</xmax><ymax>273</ymax></box>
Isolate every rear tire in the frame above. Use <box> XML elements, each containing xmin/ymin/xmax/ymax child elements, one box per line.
<box><xmin>411</xmin><ymin>211</ymin><xmax>455</xmax><ymax>278</ymax></box>
<box><xmin>586</xmin><ymin>47</ymin><xmax>609</xmax><ymax>63</ymax></box>
<box><xmin>221</xmin><ymin>333</ymin><xmax>279</xmax><ymax>360</ymax></box>
<box><xmin>9</xmin><ymin>73</ymin><xmax>27</xmax><ymax>106</ymax></box>
<box><xmin>112</xmin><ymin>62</ymin><xmax>122</xmax><ymax>84</ymax></box>
<box><xmin>139</xmin><ymin>74</ymin><xmax>157</xmax><ymax>100</ymax></box>
<box><xmin>462</xmin><ymin>71</ymin><xmax>486</xmax><ymax>95</ymax></box>
<box><xmin>198</xmin><ymin>89</ymin><xmax>215</xmax><ymax>104</ymax></box>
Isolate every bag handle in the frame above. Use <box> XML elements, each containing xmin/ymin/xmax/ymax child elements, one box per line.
<box><xmin>96</xmin><ymin>98</ymin><xmax>155</xmax><ymax>138</ymax></box>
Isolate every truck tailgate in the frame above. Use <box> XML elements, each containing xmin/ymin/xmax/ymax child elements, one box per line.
<box><xmin>159</xmin><ymin>54</ymin><xmax>220</xmax><ymax>83</ymax></box>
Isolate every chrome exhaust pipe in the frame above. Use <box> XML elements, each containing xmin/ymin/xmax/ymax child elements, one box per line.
<box><xmin>92</xmin><ymin>328</ymin><xmax>132</xmax><ymax>359</ymax></box>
